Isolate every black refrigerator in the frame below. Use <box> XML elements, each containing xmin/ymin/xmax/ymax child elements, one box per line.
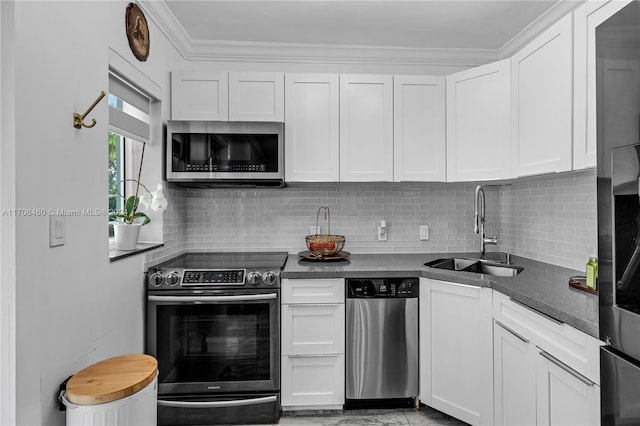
<box><xmin>597</xmin><ymin>2</ymin><xmax>640</xmax><ymax>424</ymax></box>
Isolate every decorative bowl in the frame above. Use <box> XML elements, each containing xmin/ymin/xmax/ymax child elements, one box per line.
<box><xmin>305</xmin><ymin>234</ymin><xmax>345</xmax><ymax>257</ymax></box>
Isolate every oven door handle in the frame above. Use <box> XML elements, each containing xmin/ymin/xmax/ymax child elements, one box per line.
<box><xmin>157</xmin><ymin>395</ymin><xmax>278</xmax><ymax>408</ymax></box>
<box><xmin>148</xmin><ymin>293</ymin><xmax>278</xmax><ymax>303</ymax></box>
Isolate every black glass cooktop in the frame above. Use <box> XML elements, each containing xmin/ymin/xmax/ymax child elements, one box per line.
<box><xmin>157</xmin><ymin>252</ymin><xmax>289</xmax><ymax>270</ymax></box>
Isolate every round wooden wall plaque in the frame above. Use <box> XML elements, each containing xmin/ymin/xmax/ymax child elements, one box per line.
<box><xmin>126</xmin><ymin>3</ymin><xmax>150</xmax><ymax>62</ymax></box>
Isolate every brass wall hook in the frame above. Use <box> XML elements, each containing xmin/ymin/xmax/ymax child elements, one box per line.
<box><xmin>73</xmin><ymin>91</ymin><xmax>106</xmax><ymax>129</ymax></box>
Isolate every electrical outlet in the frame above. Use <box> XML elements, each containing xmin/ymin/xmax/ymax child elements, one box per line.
<box><xmin>419</xmin><ymin>225</ymin><xmax>429</xmax><ymax>241</ymax></box>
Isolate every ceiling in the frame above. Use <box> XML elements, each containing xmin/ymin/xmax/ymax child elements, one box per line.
<box><xmin>164</xmin><ymin>1</ymin><xmax>563</xmax><ymax>49</ymax></box>
<box><xmin>146</xmin><ymin>1</ymin><xmax>581</xmax><ymax>65</ymax></box>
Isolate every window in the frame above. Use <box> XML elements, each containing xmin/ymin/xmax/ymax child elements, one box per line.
<box><xmin>108</xmin><ymin>72</ymin><xmax>152</xmax><ymax>238</ymax></box>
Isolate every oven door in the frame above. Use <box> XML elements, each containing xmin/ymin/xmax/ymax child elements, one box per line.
<box><xmin>147</xmin><ymin>290</ymin><xmax>279</xmax><ymax>395</ymax></box>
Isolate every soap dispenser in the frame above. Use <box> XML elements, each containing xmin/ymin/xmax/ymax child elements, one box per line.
<box><xmin>586</xmin><ymin>255</ymin><xmax>598</xmax><ymax>290</ymax></box>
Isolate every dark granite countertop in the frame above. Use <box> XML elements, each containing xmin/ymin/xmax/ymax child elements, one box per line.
<box><xmin>282</xmin><ymin>252</ymin><xmax>599</xmax><ymax>338</ymax></box>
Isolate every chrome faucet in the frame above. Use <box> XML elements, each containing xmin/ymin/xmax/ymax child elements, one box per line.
<box><xmin>474</xmin><ymin>185</ymin><xmax>498</xmax><ymax>259</ymax></box>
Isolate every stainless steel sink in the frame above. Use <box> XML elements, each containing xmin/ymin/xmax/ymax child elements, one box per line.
<box><xmin>424</xmin><ymin>257</ymin><xmax>524</xmax><ymax>277</ymax></box>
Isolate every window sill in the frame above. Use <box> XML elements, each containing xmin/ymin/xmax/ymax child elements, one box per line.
<box><xmin>109</xmin><ymin>242</ymin><xmax>164</xmax><ymax>262</ymax></box>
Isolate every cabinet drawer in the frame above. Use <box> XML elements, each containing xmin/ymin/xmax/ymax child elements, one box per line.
<box><xmin>493</xmin><ymin>291</ymin><xmax>601</xmax><ymax>384</ymax></box>
<box><xmin>281</xmin><ymin>354</ymin><xmax>345</xmax><ymax>409</ymax></box>
<box><xmin>282</xmin><ymin>278</ymin><xmax>345</xmax><ymax>304</ymax></box>
<box><xmin>282</xmin><ymin>304</ymin><xmax>345</xmax><ymax>355</ymax></box>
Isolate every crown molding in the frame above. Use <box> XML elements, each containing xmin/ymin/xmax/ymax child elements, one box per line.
<box><xmin>139</xmin><ymin>0</ymin><xmax>498</xmax><ymax>68</ymax></box>
<box><xmin>499</xmin><ymin>0</ymin><xmax>586</xmax><ymax>58</ymax></box>
<box><xmin>184</xmin><ymin>39</ymin><xmax>498</xmax><ymax>67</ymax></box>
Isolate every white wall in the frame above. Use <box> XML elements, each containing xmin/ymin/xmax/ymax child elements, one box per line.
<box><xmin>1</xmin><ymin>1</ymin><xmax>17</xmax><ymax>424</ymax></box>
<box><xmin>12</xmin><ymin>2</ymin><xmax>183</xmax><ymax>424</ymax></box>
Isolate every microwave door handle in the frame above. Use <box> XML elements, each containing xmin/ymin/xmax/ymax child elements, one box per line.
<box><xmin>148</xmin><ymin>293</ymin><xmax>278</xmax><ymax>303</ymax></box>
<box><xmin>157</xmin><ymin>395</ymin><xmax>277</xmax><ymax>409</ymax></box>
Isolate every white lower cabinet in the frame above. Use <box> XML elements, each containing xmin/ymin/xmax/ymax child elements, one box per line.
<box><xmin>281</xmin><ymin>278</ymin><xmax>345</xmax><ymax>410</ymax></box>
<box><xmin>536</xmin><ymin>350</ymin><xmax>600</xmax><ymax>426</ymax></box>
<box><xmin>419</xmin><ymin>278</ymin><xmax>494</xmax><ymax>425</ymax></box>
<box><xmin>493</xmin><ymin>320</ymin><xmax>537</xmax><ymax>426</ymax></box>
<box><xmin>493</xmin><ymin>291</ymin><xmax>601</xmax><ymax>426</ymax></box>
<box><xmin>281</xmin><ymin>354</ymin><xmax>345</xmax><ymax>407</ymax></box>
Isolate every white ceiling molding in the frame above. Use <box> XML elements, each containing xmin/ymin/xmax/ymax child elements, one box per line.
<box><xmin>499</xmin><ymin>0</ymin><xmax>585</xmax><ymax>58</ymax></box>
<box><xmin>185</xmin><ymin>40</ymin><xmax>498</xmax><ymax>67</ymax></box>
<box><xmin>140</xmin><ymin>0</ymin><xmax>583</xmax><ymax>68</ymax></box>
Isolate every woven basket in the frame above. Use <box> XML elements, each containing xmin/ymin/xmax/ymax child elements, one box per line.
<box><xmin>305</xmin><ymin>206</ymin><xmax>346</xmax><ymax>257</ymax></box>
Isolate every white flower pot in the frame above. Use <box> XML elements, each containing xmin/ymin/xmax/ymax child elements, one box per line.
<box><xmin>113</xmin><ymin>223</ymin><xmax>142</xmax><ymax>251</ymax></box>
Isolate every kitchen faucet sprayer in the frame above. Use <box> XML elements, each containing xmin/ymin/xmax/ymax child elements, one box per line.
<box><xmin>474</xmin><ymin>185</ymin><xmax>484</xmax><ymax>234</ymax></box>
<box><xmin>474</xmin><ymin>185</ymin><xmax>498</xmax><ymax>259</ymax></box>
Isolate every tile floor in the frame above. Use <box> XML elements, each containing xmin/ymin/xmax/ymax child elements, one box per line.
<box><xmin>272</xmin><ymin>408</ymin><xmax>469</xmax><ymax>425</ymax></box>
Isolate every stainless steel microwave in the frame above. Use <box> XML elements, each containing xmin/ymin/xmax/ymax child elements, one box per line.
<box><xmin>166</xmin><ymin>121</ymin><xmax>284</xmax><ymax>186</ymax></box>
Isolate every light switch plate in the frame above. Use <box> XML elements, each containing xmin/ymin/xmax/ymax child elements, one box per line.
<box><xmin>49</xmin><ymin>215</ymin><xmax>65</xmax><ymax>247</ymax></box>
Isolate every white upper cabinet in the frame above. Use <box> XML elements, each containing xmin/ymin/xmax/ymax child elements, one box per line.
<box><xmin>228</xmin><ymin>72</ymin><xmax>284</xmax><ymax>121</ymax></box>
<box><xmin>171</xmin><ymin>71</ymin><xmax>284</xmax><ymax>121</ymax></box>
<box><xmin>446</xmin><ymin>59</ymin><xmax>511</xmax><ymax>182</ymax></box>
<box><xmin>284</xmin><ymin>74</ymin><xmax>340</xmax><ymax>182</ymax></box>
<box><xmin>394</xmin><ymin>76</ymin><xmax>446</xmax><ymax>182</ymax></box>
<box><xmin>339</xmin><ymin>74</ymin><xmax>394</xmax><ymax>182</ymax></box>
<box><xmin>574</xmin><ymin>0</ymin><xmax>633</xmax><ymax>170</ymax></box>
<box><xmin>171</xmin><ymin>71</ymin><xmax>229</xmax><ymax>120</ymax></box>
<box><xmin>511</xmin><ymin>14</ymin><xmax>573</xmax><ymax>177</ymax></box>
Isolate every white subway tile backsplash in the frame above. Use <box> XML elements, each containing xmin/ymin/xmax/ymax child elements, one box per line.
<box><xmin>146</xmin><ymin>169</ymin><xmax>596</xmax><ymax>271</ymax></box>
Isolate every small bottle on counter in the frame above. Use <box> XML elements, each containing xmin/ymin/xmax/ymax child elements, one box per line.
<box><xmin>586</xmin><ymin>255</ymin><xmax>598</xmax><ymax>290</ymax></box>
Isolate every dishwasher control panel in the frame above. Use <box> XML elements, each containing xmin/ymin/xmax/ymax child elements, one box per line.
<box><xmin>346</xmin><ymin>278</ymin><xmax>418</xmax><ymax>298</ymax></box>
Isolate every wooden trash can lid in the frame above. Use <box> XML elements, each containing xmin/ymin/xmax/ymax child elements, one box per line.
<box><xmin>66</xmin><ymin>354</ymin><xmax>158</xmax><ymax>405</ymax></box>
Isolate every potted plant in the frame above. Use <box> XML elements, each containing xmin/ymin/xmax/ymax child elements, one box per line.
<box><xmin>111</xmin><ymin>142</ymin><xmax>168</xmax><ymax>250</ymax></box>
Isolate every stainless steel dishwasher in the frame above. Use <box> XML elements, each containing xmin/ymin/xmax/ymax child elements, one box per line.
<box><xmin>345</xmin><ymin>278</ymin><xmax>419</xmax><ymax>409</ymax></box>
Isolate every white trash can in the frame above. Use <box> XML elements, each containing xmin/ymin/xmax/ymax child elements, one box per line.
<box><xmin>60</xmin><ymin>354</ymin><xmax>158</xmax><ymax>426</ymax></box>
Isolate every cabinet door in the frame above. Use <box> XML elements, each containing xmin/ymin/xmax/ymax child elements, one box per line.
<box><xmin>228</xmin><ymin>72</ymin><xmax>284</xmax><ymax>121</ymax></box>
<box><xmin>573</xmin><ymin>0</ymin><xmax>633</xmax><ymax>170</ymax></box>
<box><xmin>511</xmin><ymin>15</ymin><xmax>573</xmax><ymax>177</ymax></box>
<box><xmin>536</xmin><ymin>351</ymin><xmax>600</xmax><ymax>426</ymax></box>
<box><xmin>419</xmin><ymin>278</ymin><xmax>494</xmax><ymax>426</ymax></box>
<box><xmin>281</xmin><ymin>354</ymin><xmax>345</xmax><ymax>408</ymax></box>
<box><xmin>394</xmin><ymin>75</ymin><xmax>446</xmax><ymax>182</ymax></box>
<box><xmin>281</xmin><ymin>304</ymin><xmax>345</xmax><ymax>355</ymax></box>
<box><xmin>281</xmin><ymin>278</ymin><xmax>344</xmax><ymax>304</ymax></box>
<box><xmin>284</xmin><ymin>74</ymin><xmax>340</xmax><ymax>181</ymax></box>
<box><xmin>170</xmin><ymin>71</ymin><xmax>228</xmax><ymax>120</ymax></box>
<box><xmin>446</xmin><ymin>59</ymin><xmax>511</xmax><ymax>182</ymax></box>
<box><xmin>493</xmin><ymin>320</ymin><xmax>537</xmax><ymax>426</ymax></box>
<box><xmin>339</xmin><ymin>74</ymin><xmax>394</xmax><ymax>182</ymax></box>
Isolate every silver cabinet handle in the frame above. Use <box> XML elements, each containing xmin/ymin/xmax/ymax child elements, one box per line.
<box><xmin>495</xmin><ymin>320</ymin><xmax>530</xmax><ymax>344</ymax></box>
<box><xmin>149</xmin><ymin>293</ymin><xmax>277</xmax><ymax>303</ymax></box>
<box><xmin>157</xmin><ymin>395</ymin><xmax>277</xmax><ymax>408</ymax></box>
<box><xmin>539</xmin><ymin>350</ymin><xmax>595</xmax><ymax>387</ymax></box>
<box><xmin>509</xmin><ymin>298</ymin><xmax>563</xmax><ymax>325</ymax></box>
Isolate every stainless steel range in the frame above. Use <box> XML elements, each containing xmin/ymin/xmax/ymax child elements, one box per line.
<box><xmin>146</xmin><ymin>252</ymin><xmax>288</xmax><ymax>425</ymax></box>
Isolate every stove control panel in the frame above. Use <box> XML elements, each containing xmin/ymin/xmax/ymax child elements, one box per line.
<box><xmin>182</xmin><ymin>269</ymin><xmax>246</xmax><ymax>285</ymax></box>
<box><xmin>148</xmin><ymin>267</ymin><xmax>282</xmax><ymax>289</ymax></box>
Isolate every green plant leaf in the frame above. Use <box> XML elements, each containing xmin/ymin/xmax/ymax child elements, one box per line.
<box><xmin>133</xmin><ymin>211</ymin><xmax>151</xmax><ymax>226</ymax></box>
